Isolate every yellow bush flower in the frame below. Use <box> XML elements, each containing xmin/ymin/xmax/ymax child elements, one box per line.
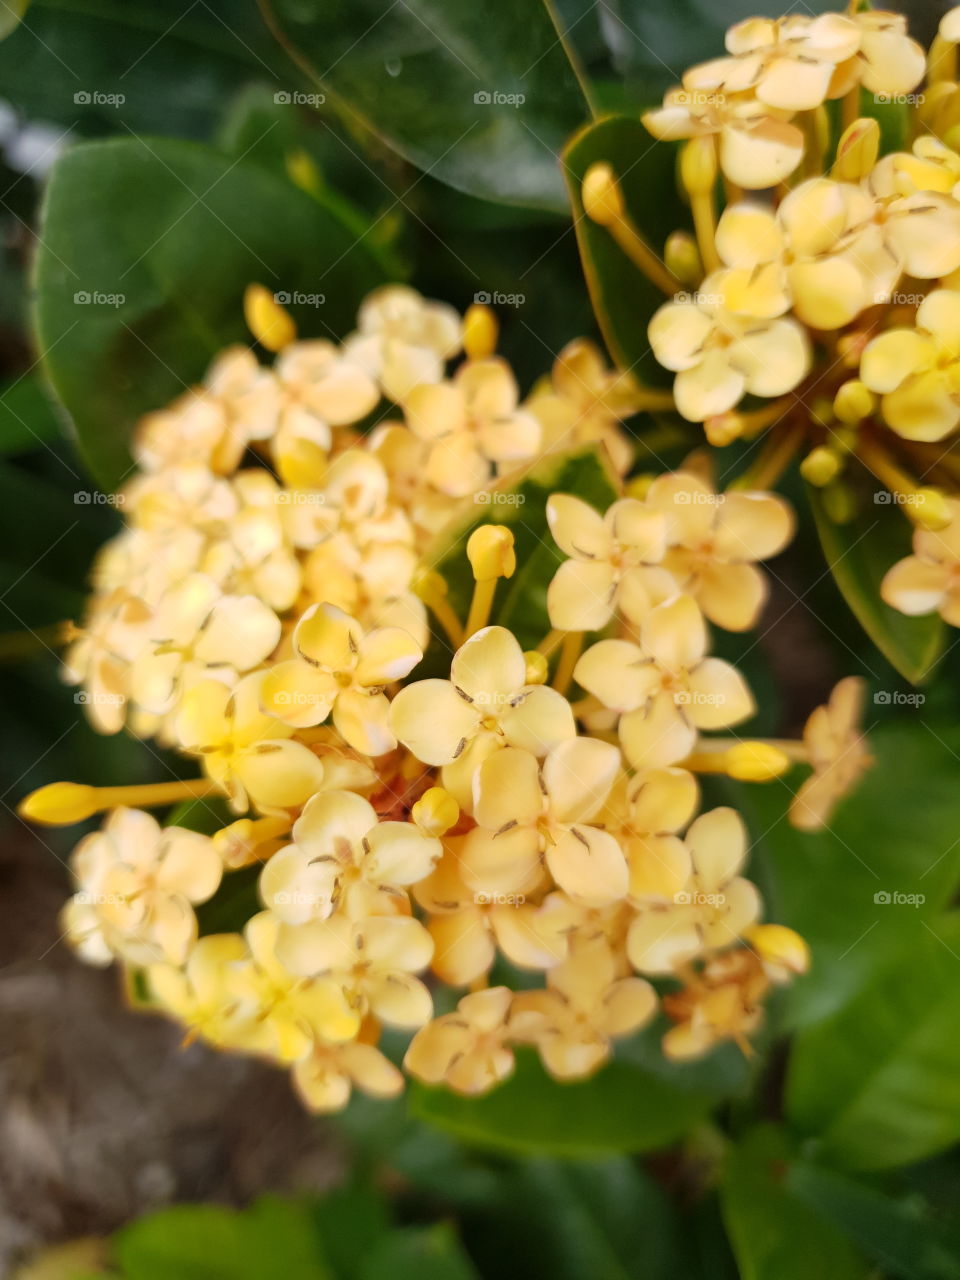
<box><xmin>861</xmin><ymin>290</ymin><xmax>960</xmax><ymax>441</ymax></box>
<box><xmin>882</xmin><ymin>496</ymin><xmax>960</xmax><ymax>623</ymax></box>
<box><xmin>405</xmin><ymin>986</ymin><xmax>516</xmax><ymax>1095</ymax></box>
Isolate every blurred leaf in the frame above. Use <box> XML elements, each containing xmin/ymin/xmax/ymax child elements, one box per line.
<box><xmin>720</xmin><ymin>1127</ymin><xmax>869</xmax><ymax>1280</ymax></box>
<box><xmin>195</xmin><ymin>864</ymin><xmax>260</xmax><ymax>936</ymax></box>
<box><xmin>421</xmin><ymin>444</ymin><xmax>619</xmax><ymax>669</ymax></box>
<box><xmin>788</xmin><ymin>1162</ymin><xmax>960</xmax><ymax>1280</ymax></box>
<box><xmin>409</xmin><ymin>1049</ymin><xmax>719</xmax><ymax>1157</ymax></box>
<box><xmin>729</xmin><ymin>721</ymin><xmax>960</xmax><ymax>1027</ymax></box>
<box><xmin>34</xmin><ymin>136</ymin><xmax>388</xmax><ymax>491</ymax></box>
<box><xmin>359</xmin><ymin>1224</ymin><xmax>479</xmax><ymax>1280</ymax></box>
<box><xmin>0</xmin><ymin>0</ymin><xmax>29</xmax><ymax>45</ymax></box>
<box><xmin>0</xmin><ymin>375</ymin><xmax>63</xmax><ymax>456</ymax></box>
<box><xmin>261</xmin><ymin>0</ymin><xmax>591</xmax><ymax>212</ymax></box>
<box><xmin>308</xmin><ymin>1182</ymin><xmax>393</xmax><ymax>1280</ymax></box>
<box><xmin>786</xmin><ymin>913</ymin><xmax>960</xmax><ymax>1172</ymax></box>
<box><xmin>562</xmin><ymin>115</ymin><xmax>684</xmax><ymax>379</ymax></box>
<box><xmin>807</xmin><ymin>469</ymin><xmax>945</xmax><ymax>685</ymax></box>
<box><xmin>166</xmin><ymin>794</ymin><xmax>234</xmax><ymax>835</ymax></box>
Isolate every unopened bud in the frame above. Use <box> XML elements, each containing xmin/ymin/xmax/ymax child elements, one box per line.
<box><xmin>412</xmin><ymin>786</ymin><xmax>459</xmax><ymax>836</ymax></box>
<box><xmin>244</xmin><ymin>283</ymin><xmax>296</xmax><ymax>353</ymax></box>
<box><xmin>800</xmin><ymin>446</ymin><xmax>843</xmax><ymax>488</ymax></box>
<box><xmin>821</xmin><ymin>479</ymin><xmax>856</xmax><ymax>524</ymax></box>
<box><xmin>745</xmin><ymin>923</ymin><xmax>811</xmax><ymax>980</ymax></box>
<box><xmin>523</xmin><ymin>650</ymin><xmax>549</xmax><ymax>685</ymax></box>
<box><xmin>912</xmin><ymin>486</ymin><xmax>952</xmax><ymax>531</ymax></box>
<box><xmin>463</xmin><ymin>303</ymin><xmax>499</xmax><ymax>361</ymax></box>
<box><xmin>664</xmin><ymin>231</ymin><xmax>702</xmax><ymax>286</ymax></box>
<box><xmin>582</xmin><ymin>163</ymin><xmax>624</xmax><ymax>226</ymax></box>
<box><xmin>725</xmin><ymin>742</ymin><xmax>791</xmax><ymax>782</ymax></box>
<box><xmin>467</xmin><ymin>524</ymin><xmax>516</xmax><ymax>581</ymax></box>
<box><xmin>832</xmin><ymin>118</ymin><xmax>880</xmax><ymax>182</ymax></box>
<box><xmin>285</xmin><ymin>148</ymin><xmax>323</xmax><ymax>197</ymax></box>
<box><xmin>19</xmin><ymin>781</ymin><xmax>97</xmax><ymax>825</ymax></box>
<box><xmin>680</xmin><ymin>136</ymin><xmax>717</xmax><ymax>197</ymax></box>
<box><xmin>625</xmin><ymin>472</ymin><xmax>657</xmax><ymax>499</ymax></box>
<box><xmin>833</xmin><ymin>379</ymin><xmax>876</xmax><ymax>424</ymax></box>
<box><xmin>704</xmin><ymin>412</ymin><xmax>745</xmax><ymax>447</ymax></box>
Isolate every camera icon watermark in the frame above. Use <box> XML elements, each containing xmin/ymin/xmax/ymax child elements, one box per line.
<box><xmin>874</xmin><ymin>690</ymin><xmax>925</xmax><ymax>706</ymax></box>
<box><xmin>475</xmin><ymin>490</ymin><xmax>525</xmax><ymax>506</ymax></box>
<box><xmin>474</xmin><ymin>891</ymin><xmax>526</xmax><ymax>906</ymax></box>
<box><xmin>473</xmin><ymin>89</ymin><xmax>526</xmax><ymax>107</ymax></box>
<box><xmin>74</xmin><ymin>291</ymin><xmax>125</xmax><ymax>308</ymax></box>
<box><xmin>874</xmin><ymin>890</ymin><xmax>925</xmax><ymax>907</ymax></box>
<box><xmin>74</xmin><ymin>90</ymin><xmax>125</xmax><ymax>107</ymax></box>
<box><xmin>273</xmin><ymin>290</ymin><xmax>325</xmax><ymax>307</ymax></box>
<box><xmin>473</xmin><ymin>289</ymin><xmax>525</xmax><ymax>308</ymax></box>
<box><xmin>74</xmin><ymin>490</ymin><xmax>126</xmax><ymax>506</ymax></box>
<box><xmin>274</xmin><ymin>90</ymin><xmax>326</xmax><ymax>107</ymax></box>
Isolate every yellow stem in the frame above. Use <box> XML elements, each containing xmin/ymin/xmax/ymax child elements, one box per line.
<box><xmin>0</xmin><ymin>620</ymin><xmax>71</xmax><ymax>662</ymax></box>
<box><xmin>690</xmin><ymin>189</ymin><xmax>720</xmax><ymax>274</ymax></box>
<box><xmin>607</xmin><ymin>216</ymin><xmax>683</xmax><ymax>296</ymax></box>
<box><xmin>465</xmin><ymin>577</ymin><xmax>497</xmax><ymax>640</ymax></box>
<box><xmin>536</xmin><ymin>628</ymin><xmax>565</xmax><ymax>658</ymax></box>
<box><xmin>841</xmin><ymin>83</ymin><xmax>860</xmax><ymax>131</ymax></box>
<box><xmin>551</xmin><ymin>631</ymin><xmax>584</xmax><ymax>696</ymax></box>
<box><xmin>97</xmin><ymin>779</ymin><xmax>222</xmax><ymax>810</ymax></box>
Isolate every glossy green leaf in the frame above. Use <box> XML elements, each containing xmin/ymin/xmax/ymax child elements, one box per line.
<box><xmin>360</xmin><ymin>1224</ymin><xmax>479</xmax><ymax>1280</ymax></box>
<box><xmin>409</xmin><ymin>1049</ymin><xmax>719</xmax><ymax>1157</ymax></box>
<box><xmin>720</xmin><ymin>1127</ymin><xmax>869</xmax><ymax>1280</ymax></box>
<box><xmin>34</xmin><ymin>137</ymin><xmax>388</xmax><ymax>491</ymax></box>
<box><xmin>807</xmin><ymin>468</ymin><xmax>945</xmax><ymax>685</ymax></box>
<box><xmin>786</xmin><ymin>913</ymin><xmax>960</xmax><ymax>1172</ymax></box>
<box><xmin>261</xmin><ymin>0</ymin><xmax>591</xmax><ymax>212</ymax></box>
<box><xmin>563</xmin><ymin>115</ymin><xmax>684</xmax><ymax>379</ymax></box>
<box><xmin>0</xmin><ymin>375</ymin><xmax>63</xmax><ymax>456</ymax></box>
<box><xmin>787</xmin><ymin>1162</ymin><xmax>960</xmax><ymax>1280</ymax></box>
<box><xmin>728</xmin><ymin>721</ymin><xmax>960</xmax><ymax>1027</ymax></box>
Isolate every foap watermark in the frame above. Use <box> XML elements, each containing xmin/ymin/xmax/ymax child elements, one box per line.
<box><xmin>274</xmin><ymin>290</ymin><xmax>325</xmax><ymax>307</ymax></box>
<box><xmin>74</xmin><ymin>291</ymin><xmax>125</xmax><ymax>308</ymax></box>
<box><xmin>74</xmin><ymin>690</ymin><xmax>124</xmax><ymax>707</ymax></box>
<box><xmin>673</xmin><ymin>489</ymin><xmax>725</xmax><ymax>506</ymax></box>
<box><xmin>673</xmin><ymin>290</ymin><xmax>723</xmax><ymax>306</ymax></box>
<box><xmin>875</xmin><ymin>92</ymin><xmax>925</xmax><ymax>105</ymax></box>
<box><xmin>273</xmin><ymin>889</ymin><xmax>329</xmax><ymax>908</ymax></box>
<box><xmin>675</xmin><ymin>690</ymin><xmax>729</xmax><ymax>708</ymax></box>
<box><xmin>474</xmin><ymin>290</ymin><xmax>525</xmax><ymax>308</ymax></box>
<box><xmin>274</xmin><ymin>491</ymin><xmax>325</xmax><ymax>505</ymax></box>
<box><xmin>675</xmin><ymin>890</ymin><xmax>726</xmax><ymax>906</ymax></box>
<box><xmin>874</xmin><ymin>890</ymin><xmax>925</xmax><ymax>907</ymax></box>
<box><xmin>274</xmin><ymin>90</ymin><xmax>326</xmax><ymax>107</ymax></box>
<box><xmin>74</xmin><ymin>90</ymin><xmax>125</xmax><ymax>107</ymax></box>
<box><xmin>874</xmin><ymin>490</ymin><xmax>925</xmax><ymax>507</ymax></box>
<box><xmin>75</xmin><ymin>891</ymin><xmax>129</xmax><ymax>906</ymax></box>
<box><xmin>74</xmin><ymin>490</ymin><xmax>126</xmax><ymax>506</ymax></box>
<box><xmin>272</xmin><ymin>690</ymin><xmax>328</xmax><ymax>707</ymax></box>
<box><xmin>875</xmin><ymin>290</ymin><xmax>925</xmax><ymax>307</ymax></box>
<box><xmin>474</xmin><ymin>891</ymin><xmax>526</xmax><ymax>906</ymax></box>
<box><xmin>475</xmin><ymin>490</ymin><xmax>525</xmax><ymax>506</ymax></box>
<box><xmin>473</xmin><ymin>90</ymin><xmax>525</xmax><ymax>107</ymax></box>
<box><xmin>874</xmin><ymin>690</ymin><xmax>925</xmax><ymax>706</ymax></box>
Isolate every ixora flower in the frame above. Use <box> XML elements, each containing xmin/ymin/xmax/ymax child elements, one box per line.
<box><xmin>62</xmin><ymin>807</ymin><xmax>222</xmax><ymax>966</ymax></box>
<box><xmin>344</xmin><ymin>284</ymin><xmax>462</xmax><ymax>403</ymax></box>
<box><xmin>882</xmin><ymin>498</ymin><xmax>960</xmax><ymax>624</ymax></box>
<box><xmin>260</xmin><ymin>789</ymin><xmax>441</xmax><ymax>924</ymax></box>
<box><xmin>405</xmin><ymin>986</ymin><xmax>516</xmax><ymax>1095</ymax></box>
<box><xmin>602</xmin><ymin>767</ymin><xmax>700</xmax><ymax>906</ymax></box>
<box><xmin>574</xmin><ymin>594</ymin><xmax>755</xmax><ymax>769</ymax></box>
<box><xmin>645</xmin><ymin>471</ymin><xmax>794</xmax><ymax>631</ymax></box>
<box><xmin>403</xmin><ymin>357</ymin><xmax>541</xmax><ymax>497</ymax></box>
<box><xmin>272</xmin><ymin>339</ymin><xmax>379</xmax><ymax>459</ymax></box>
<box><xmin>860</xmin><ymin>291</ymin><xmax>960</xmax><ymax>441</ymax></box>
<box><xmin>292</xmin><ymin>1036</ymin><xmax>405</xmax><ymax>1113</ymax></box>
<box><xmin>545</xmin><ymin>494</ymin><xmax>673</xmax><ymax>630</ymax></box>
<box><xmin>790</xmin><ymin>677</ymin><xmax>871</xmax><ymax>832</ymax></box>
<box><xmin>260</xmin><ymin>601</ymin><xmax>422</xmax><ymax>754</ymax></box>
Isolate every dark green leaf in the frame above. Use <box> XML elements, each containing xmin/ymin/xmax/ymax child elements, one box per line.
<box><xmin>807</xmin><ymin>467</ymin><xmax>945</xmax><ymax>685</ymax></box>
<box><xmin>0</xmin><ymin>0</ymin><xmax>29</xmax><ymax>42</ymax></box>
<box><xmin>0</xmin><ymin>375</ymin><xmax>63</xmax><ymax>456</ymax></box>
<box><xmin>359</xmin><ymin>1224</ymin><xmax>479</xmax><ymax>1280</ymax></box>
<box><xmin>261</xmin><ymin>0</ymin><xmax>591</xmax><ymax>212</ymax></box>
<box><xmin>786</xmin><ymin>913</ymin><xmax>960</xmax><ymax>1171</ymax></box>
<box><xmin>34</xmin><ymin>136</ymin><xmax>388</xmax><ymax>490</ymax></box>
<box><xmin>720</xmin><ymin>1127</ymin><xmax>870</xmax><ymax>1280</ymax></box>
<box><xmin>409</xmin><ymin>1048</ymin><xmax>719</xmax><ymax>1157</ymax></box>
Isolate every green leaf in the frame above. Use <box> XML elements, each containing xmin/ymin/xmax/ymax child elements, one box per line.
<box><xmin>409</xmin><ymin>1049</ymin><xmax>719</xmax><ymax>1158</ymax></box>
<box><xmin>166</xmin><ymin>795</ymin><xmax>234</xmax><ymax>835</ymax></box>
<box><xmin>720</xmin><ymin>1127</ymin><xmax>869</xmax><ymax>1280</ymax></box>
<box><xmin>787</xmin><ymin>1162</ymin><xmax>960</xmax><ymax>1280</ymax></box>
<box><xmin>562</xmin><ymin>115</ymin><xmax>684</xmax><ymax>379</ymax></box>
<box><xmin>0</xmin><ymin>0</ymin><xmax>29</xmax><ymax>44</ymax></box>
<box><xmin>786</xmin><ymin>913</ymin><xmax>960</xmax><ymax>1172</ymax></box>
<box><xmin>34</xmin><ymin>136</ymin><xmax>388</xmax><ymax>491</ymax></box>
<box><xmin>261</xmin><ymin>0</ymin><xmax>591</xmax><ymax>212</ymax></box>
<box><xmin>728</xmin><ymin>721</ymin><xmax>960</xmax><ymax>1027</ymax></box>
<box><xmin>359</xmin><ymin>1224</ymin><xmax>479</xmax><ymax>1280</ymax></box>
<box><xmin>195</xmin><ymin>865</ymin><xmax>261</xmax><ymax>936</ymax></box>
<box><xmin>420</xmin><ymin>444</ymin><xmax>619</xmax><ymax>670</ymax></box>
<box><xmin>0</xmin><ymin>375</ymin><xmax>63</xmax><ymax>456</ymax></box>
<box><xmin>807</xmin><ymin>466</ymin><xmax>945</xmax><ymax>685</ymax></box>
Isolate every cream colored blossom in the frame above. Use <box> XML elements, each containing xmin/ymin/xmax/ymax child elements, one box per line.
<box><xmin>662</xmin><ymin>948</ymin><xmax>769</xmax><ymax>1059</ymax></box>
<box><xmin>861</xmin><ymin>291</ymin><xmax>960</xmax><ymax>441</ymax></box>
<box><xmin>271</xmin><ymin>339</ymin><xmax>379</xmax><ymax>469</ymax></box>
<box><xmin>790</xmin><ymin>677</ymin><xmax>870</xmax><ymax>831</ymax></box>
<box><xmin>546</xmin><ymin>494</ymin><xmax>673</xmax><ymax>630</ymax></box>
<box><xmin>404</xmin><ymin>358</ymin><xmax>541</xmax><ymax>497</ymax></box>
<box><xmin>602</xmin><ymin>767</ymin><xmax>700</xmax><ymax>907</ymax></box>
<box><xmin>292</xmin><ymin>1036</ymin><xmax>404</xmax><ymax>1112</ymax></box>
<box><xmin>344</xmin><ymin>284</ymin><xmax>461</xmax><ymax>403</ymax></box>
<box><xmin>148</xmin><ymin>934</ymin><xmax>267</xmax><ymax>1051</ymax></box>
<box><xmin>63</xmin><ymin>590</ymin><xmax>151</xmax><ymax>733</ymax></box>
<box><xmin>510</xmin><ymin>940</ymin><xmax>656</xmax><ymax>1080</ymax></box>
<box><xmin>626</xmin><ymin>807</ymin><xmax>761</xmax><ymax>974</ymax></box>
<box><xmin>203</xmin><ymin>470</ymin><xmax>301</xmax><ymax>612</ymax></box>
<box><xmin>645</xmin><ymin>471</ymin><xmax>794</xmax><ymax>630</ymax></box>
<box><xmin>405</xmin><ymin>986</ymin><xmax>516</xmax><ymax>1095</ymax></box>
<box><xmin>527</xmin><ymin>338</ymin><xmax>637</xmax><ymax>474</ymax></box>
<box><xmin>882</xmin><ymin>497</ymin><xmax>960</xmax><ymax>624</ymax></box>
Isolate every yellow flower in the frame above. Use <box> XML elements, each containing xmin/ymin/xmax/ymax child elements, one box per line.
<box><xmin>626</xmin><ymin>806</ymin><xmax>761</xmax><ymax>974</ymax></box>
<box><xmin>272</xmin><ymin>913</ymin><xmax>435</xmax><ymax>1029</ymax></box>
<box><xmin>389</xmin><ymin>624</ymin><xmax>575</xmax><ymax>806</ymax></box>
<box><xmin>260</xmin><ymin>601</ymin><xmax>422</xmax><ymax>755</ymax></box>
<box><xmin>405</xmin><ymin>986</ymin><xmax>516</xmax><ymax>1095</ymax></box>
<box><xmin>460</xmin><ymin>739</ymin><xmax>628</xmax><ymax>906</ymax></box>
<box><xmin>867</xmin><ymin>162</ymin><xmax>960</xmax><ymax>281</ymax></box>
<box><xmin>404</xmin><ymin>358</ymin><xmax>541</xmax><ymax>497</ymax></box>
<box><xmin>546</xmin><ymin>493</ymin><xmax>673</xmax><ymax>630</ymax></box>
<box><xmin>790</xmin><ymin>677</ymin><xmax>871</xmax><ymax>832</ymax></box>
<box><xmin>645</xmin><ymin>471</ymin><xmax>794</xmax><ymax>630</ymax></box>
<box><xmin>126</xmin><ymin>461</ymin><xmax>237</xmax><ymax>539</ymax></box>
<box><xmin>63</xmin><ymin>590</ymin><xmax>151</xmax><ymax>734</ymax></box>
<box><xmin>272</xmin><ymin>338</ymin><xmax>379</xmax><ymax>465</ymax></box>
<box><xmin>203</xmin><ymin>471</ymin><xmax>302</xmax><ymax>613</ymax></box>
<box><xmin>511</xmin><ymin>939</ymin><xmax>656</xmax><ymax>1080</ymax></box>
<box><xmin>575</xmin><ymin>594</ymin><xmax>755</xmax><ymax>769</ymax></box>
<box><xmin>148</xmin><ymin>934</ymin><xmax>268</xmax><ymax>1051</ymax></box>
<box><xmin>175</xmin><ymin>672</ymin><xmax>326</xmax><ymax>813</ymax></box>
<box><xmin>861</xmin><ymin>291</ymin><xmax>960</xmax><ymax>441</ymax></box>
<box><xmin>259</xmin><ymin>788</ymin><xmax>441</xmax><ymax>924</ymax></box>
<box><xmin>602</xmin><ymin>767</ymin><xmax>700</xmax><ymax>906</ymax></box>
<box><xmin>844</xmin><ymin>9</ymin><xmax>926</xmax><ymax>96</ymax></box>
<box><xmin>292</xmin><ymin>1036</ymin><xmax>405</xmax><ymax>1112</ymax></box>
<box><xmin>344</xmin><ymin>284</ymin><xmax>462</xmax><ymax>403</ymax></box>
<box><xmin>527</xmin><ymin>338</ymin><xmax>638</xmax><ymax>474</ymax></box>
<box><xmin>189</xmin><ymin>347</ymin><xmax>280</xmax><ymax>474</ymax></box>
<box><xmin>648</xmin><ymin>276</ymin><xmax>810</xmax><ymax>423</ymax></box>
<box><xmin>882</xmin><ymin>497</ymin><xmax>960</xmax><ymax>624</ymax></box>
<box><xmin>62</xmin><ymin>807</ymin><xmax>222</xmax><ymax>966</ymax></box>
<box><xmin>662</xmin><ymin>948</ymin><xmax>769</xmax><ymax>1060</ymax></box>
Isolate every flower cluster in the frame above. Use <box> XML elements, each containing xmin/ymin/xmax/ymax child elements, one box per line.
<box><xmin>22</xmin><ymin>284</ymin><xmax>869</xmax><ymax>1113</ymax></box>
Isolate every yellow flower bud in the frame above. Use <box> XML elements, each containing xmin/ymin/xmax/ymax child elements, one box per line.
<box><xmin>832</xmin><ymin>118</ymin><xmax>880</xmax><ymax>183</ymax></box>
<box><xmin>625</xmin><ymin>472</ymin><xmax>656</xmax><ymax>499</ymax></box>
<box><xmin>725</xmin><ymin>742</ymin><xmax>791</xmax><ymax>782</ymax></box>
<box><xmin>912</xmin><ymin>487</ymin><xmax>953</xmax><ymax>531</ymax></box>
<box><xmin>285</xmin><ymin>148</ymin><xmax>323</xmax><ymax>198</ymax></box>
<box><xmin>704</xmin><ymin>412</ymin><xmax>745</xmax><ymax>447</ymax></box>
<box><xmin>664</xmin><ymin>231</ymin><xmax>702</xmax><ymax>286</ymax></box>
<box><xmin>811</xmin><ymin>396</ymin><xmax>835</xmax><ymax>428</ymax></box>
<box><xmin>19</xmin><ymin>781</ymin><xmax>98</xmax><ymax>825</ymax></box>
<box><xmin>523</xmin><ymin>650</ymin><xmax>549</xmax><ymax>685</ymax></box>
<box><xmin>467</xmin><ymin>524</ymin><xmax>516</xmax><ymax>581</ymax></box>
<box><xmin>745</xmin><ymin>924</ymin><xmax>811</xmax><ymax>978</ymax></box>
<box><xmin>463</xmin><ymin>303</ymin><xmax>499</xmax><ymax>361</ymax></box>
<box><xmin>679</xmin><ymin>136</ymin><xmax>717</xmax><ymax>198</ymax></box>
<box><xmin>412</xmin><ymin>567</ymin><xmax>450</xmax><ymax>604</ymax></box>
<box><xmin>833</xmin><ymin>379</ymin><xmax>876</xmax><ymax>425</ymax></box>
<box><xmin>411</xmin><ymin>786</ymin><xmax>460</xmax><ymax>836</ymax></box>
<box><xmin>244</xmin><ymin>283</ymin><xmax>296</xmax><ymax>353</ymax></box>
<box><xmin>582</xmin><ymin>163</ymin><xmax>624</xmax><ymax>226</ymax></box>
<box><xmin>800</xmin><ymin>446</ymin><xmax>843</xmax><ymax>488</ymax></box>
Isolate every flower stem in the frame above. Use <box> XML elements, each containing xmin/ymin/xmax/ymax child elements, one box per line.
<box><xmin>552</xmin><ymin>631</ymin><xmax>584</xmax><ymax>696</ymax></box>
